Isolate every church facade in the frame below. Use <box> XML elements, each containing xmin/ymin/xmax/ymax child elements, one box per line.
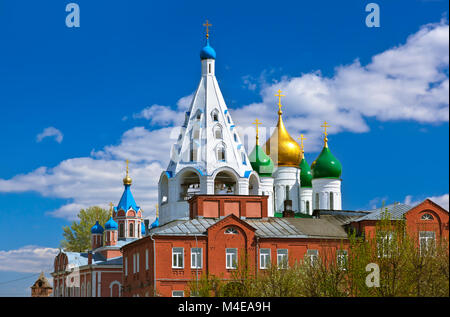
<box><xmin>51</xmin><ymin>24</ymin><xmax>448</xmax><ymax>297</ymax></box>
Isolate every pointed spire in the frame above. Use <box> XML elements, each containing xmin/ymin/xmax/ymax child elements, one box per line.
<box><xmin>123</xmin><ymin>159</ymin><xmax>132</xmax><ymax>186</ymax></box>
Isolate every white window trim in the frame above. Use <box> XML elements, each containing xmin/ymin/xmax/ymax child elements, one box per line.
<box><xmin>191</xmin><ymin>248</ymin><xmax>203</xmax><ymax>269</ymax></box>
<box><xmin>277</xmin><ymin>249</ymin><xmax>288</xmax><ymax>268</ymax></box>
<box><xmin>172</xmin><ymin>247</ymin><xmax>184</xmax><ymax>269</ymax></box>
<box><xmin>172</xmin><ymin>290</ymin><xmax>184</xmax><ymax>297</ymax></box>
<box><xmin>226</xmin><ymin>248</ymin><xmax>238</xmax><ymax>269</ymax></box>
<box><xmin>260</xmin><ymin>248</ymin><xmax>271</xmax><ymax>269</ymax></box>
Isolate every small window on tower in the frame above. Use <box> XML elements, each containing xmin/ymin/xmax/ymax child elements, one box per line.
<box><xmin>214</xmin><ymin>125</ymin><xmax>223</xmax><ymax>139</ymax></box>
<box><xmin>129</xmin><ymin>223</ymin><xmax>134</xmax><ymax>238</ymax></box>
<box><xmin>209</xmin><ymin>64</ymin><xmax>211</xmax><ymax>73</ymax></box>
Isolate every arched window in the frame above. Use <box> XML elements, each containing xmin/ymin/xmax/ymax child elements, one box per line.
<box><xmin>421</xmin><ymin>213</ymin><xmax>434</xmax><ymax>220</ymax></box>
<box><xmin>211</xmin><ymin>109</ymin><xmax>219</xmax><ymax>122</ymax></box>
<box><xmin>196</xmin><ymin>112</ymin><xmax>202</xmax><ymax>120</ymax></box>
<box><xmin>285</xmin><ymin>186</ymin><xmax>290</xmax><ymax>200</ymax></box>
<box><xmin>119</xmin><ymin>223</ymin><xmax>124</xmax><ymax>238</ymax></box>
<box><xmin>315</xmin><ymin>193</ymin><xmax>320</xmax><ymax>209</ymax></box>
<box><xmin>225</xmin><ymin>227</ymin><xmax>238</xmax><ymax>234</ymax></box>
<box><xmin>213</xmin><ymin>125</ymin><xmax>223</xmax><ymax>139</ymax></box>
<box><xmin>190</xmin><ymin>143</ymin><xmax>197</xmax><ymax>162</ymax></box>
<box><xmin>234</xmin><ymin>133</ymin><xmax>238</xmax><ymax>142</ymax></box>
<box><xmin>242</xmin><ymin>152</ymin><xmax>247</xmax><ymax>165</ymax></box>
<box><xmin>306</xmin><ymin>201</ymin><xmax>310</xmax><ymax>214</ymax></box>
<box><xmin>330</xmin><ymin>192</ymin><xmax>334</xmax><ymax>210</ymax></box>
<box><xmin>217</xmin><ymin>146</ymin><xmax>226</xmax><ymax>161</ymax></box>
<box><xmin>129</xmin><ymin>223</ymin><xmax>134</xmax><ymax>237</ymax></box>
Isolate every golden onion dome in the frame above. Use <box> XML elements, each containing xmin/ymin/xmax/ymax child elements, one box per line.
<box><xmin>263</xmin><ymin>90</ymin><xmax>302</xmax><ymax>167</ymax></box>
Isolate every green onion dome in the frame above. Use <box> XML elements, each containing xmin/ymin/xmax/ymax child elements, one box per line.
<box><xmin>311</xmin><ymin>144</ymin><xmax>342</xmax><ymax>179</ymax></box>
<box><xmin>249</xmin><ymin>144</ymin><xmax>274</xmax><ymax>177</ymax></box>
<box><xmin>299</xmin><ymin>157</ymin><xmax>313</xmax><ymax>187</ymax></box>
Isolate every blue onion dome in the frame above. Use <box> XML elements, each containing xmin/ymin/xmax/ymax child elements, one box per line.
<box><xmin>104</xmin><ymin>217</ymin><xmax>118</xmax><ymax>230</ymax></box>
<box><xmin>91</xmin><ymin>221</ymin><xmax>104</xmax><ymax>234</ymax></box>
<box><xmin>200</xmin><ymin>39</ymin><xmax>216</xmax><ymax>60</ymax></box>
<box><xmin>150</xmin><ymin>217</ymin><xmax>159</xmax><ymax>229</ymax></box>
<box><xmin>141</xmin><ymin>222</ymin><xmax>146</xmax><ymax>235</ymax></box>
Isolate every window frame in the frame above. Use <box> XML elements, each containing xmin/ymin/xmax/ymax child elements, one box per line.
<box><xmin>277</xmin><ymin>249</ymin><xmax>288</xmax><ymax>269</ymax></box>
<box><xmin>306</xmin><ymin>249</ymin><xmax>319</xmax><ymax>266</ymax></box>
<box><xmin>172</xmin><ymin>247</ymin><xmax>184</xmax><ymax>269</ymax></box>
<box><xmin>191</xmin><ymin>247</ymin><xmax>203</xmax><ymax>269</ymax></box>
<box><xmin>226</xmin><ymin>248</ymin><xmax>238</xmax><ymax>269</ymax></box>
<box><xmin>260</xmin><ymin>248</ymin><xmax>271</xmax><ymax>269</ymax></box>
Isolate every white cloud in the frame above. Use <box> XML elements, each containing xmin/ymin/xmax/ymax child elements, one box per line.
<box><xmin>36</xmin><ymin>127</ymin><xmax>63</xmax><ymax>144</ymax></box>
<box><xmin>232</xmin><ymin>21</ymin><xmax>449</xmax><ymax>151</ymax></box>
<box><xmin>0</xmin><ymin>21</ymin><xmax>448</xmax><ymax>221</ymax></box>
<box><xmin>404</xmin><ymin>193</ymin><xmax>449</xmax><ymax>211</ymax></box>
<box><xmin>0</xmin><ymin>246</ymin><xmax>58</xmax><ymax>273</ymax></box>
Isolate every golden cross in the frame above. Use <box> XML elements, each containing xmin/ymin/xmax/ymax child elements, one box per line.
<box><xmin>203</xmin><ymin>20</ymin><xmax>212</xmax><ymax>39</ymax></box>
<box><xmin>275</xmin><ymin>89</ymin><xmax>285</xmax><ymax>113</ymax></box>
<box><xmin>125</xmin><ymin>159</ymin><xmax>129</xmax><ymax>176</ymax></box>
<box><xmin>320</xmin><ymin>121</ymin><xmax>331</xmax><ymax>137</ymax></box>
<box><xmin>252</xmin><ymin>119</ymin><xmax>262</xmax><ymax>145</ymax></box>
<box><xmin>298</xmin><ymin>134</ymin><xmax>307</xmax><ymax>152</ymax></box>
<box><xmin>109</xmin><ymin>202</ymin><xmax>114</xmax><ymax>217</ymax></box>
<box><xmin>156</xmin><ymin>203</ymin><xmax>159</xmax><ymax>217</ymax></box>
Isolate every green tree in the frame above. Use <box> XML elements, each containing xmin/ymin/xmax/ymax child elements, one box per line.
<box><xmin>60</xmin><ymin>206</ymin><xmax>109</xmax><ymax>252</ymax></box>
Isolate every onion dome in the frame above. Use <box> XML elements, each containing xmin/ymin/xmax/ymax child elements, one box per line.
<box><xmin>90</xmin><ymin>221</ymin><xmax>104</xmax><ymax>234</ymax></box>
<box><xmin>200</xmin><ymin>39</ymin><xmax>216</xmax><ymax>60</ymax></box>
<box><xmin>264</xmin><ymin>90</ymin><xmax>302</xmax><ymax>167</ymax></box>
<box><xmin>151</xmin><ymin>217</ymin><xmax>159</xmax><ymax>229</ymax></box>
<box><xmin>249</xmin><ymin>144</ymin><xmax>274</xmax><ymax>177</ymax></box>
<box><xmin>151</xmin><ymin>204</ymin><xmax>159</xmax><ymax>229</ymax></box>
<box><xmin>299</xmin><ymin>157</ymin><xmax>313</xmax><ymax>187</ymax></box>
<box><xmin>104</xmin><ymin>217</ymin><xmax>118</xmax><ymax>230</ymax></box>
<box><xmin>311</xmin><ymin>137</ymin><xmax>342</xmax><ymax>179</ymax></box>
<box><xmin>249</xmin><ymin>119</ymin><xmax>274</xmax><ymax>177</ymax></box>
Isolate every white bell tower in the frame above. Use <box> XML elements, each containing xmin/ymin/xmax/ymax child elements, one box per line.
<box><xmin>158</xmin><ymin>24</ymin><xmax>255</xmax><ymax>225</ymax></box>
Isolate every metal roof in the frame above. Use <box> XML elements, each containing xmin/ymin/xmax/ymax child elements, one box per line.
<box><xmin>150</xmin><ymin>216</ymin><xmax>349</xmax><ymax>239</ymax></box>
<box><xmin>354</xmin><ymin>203</ymin><xmax>412</xmax><ymax>222</ymax></box>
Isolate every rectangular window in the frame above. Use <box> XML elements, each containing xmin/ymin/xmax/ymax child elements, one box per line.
<box><xmin>377</xmin><ymin>231</ymin><xmax>394</xmax><ymax>258</ymax></box>
<box><xmin>137</xmin><ymin>252</ymin><xmax>140</xmax><ymax>273</ymax></box>
<box><xmin>133</xmin><ymin>253</ymin><xmax>136</xmax><ymax>273</ymax></box>
<box><xmin>172</xmin><ymin>247</ymin><xmax>184</xmax><ymax>269</ymax></box>
<box><xmin>125</xmin><ymin>257</ymin><xmax>128</xmax><ymax>276</ymax></box>
<box><xmin>172</xmin><ymin>290</ymin><xmax>184</xmax><ymax>297</ymax></box>
<box><xmin>337</xmin><ymin>250</ymin><xmax>348</xmax><ymax>269</ymax></box>
<box><xmin>145</xmin><ymin>249</ymin><xmax>149</xmax><ymax>270</ymax></box>
<box><xmin>260</xmin><ymin>248</ymin><xmax>271</xmax><ymax>269</ymax></box>
<box><xmin>191</xmin><ymin>248</ymin><xmax>203</xmax><ymax>269</ymax></box>
<box><xmin>226</xmin><ymin>248</ymin><xmax>238</xmax><ymax>269</ymax></box>
<box><xmin>306</xmin><ymin>249</ymin><xmax>319</xmax><ymax>266</ymax></box>
<box><xmin>277</xmin><ymin>249</ymin><xmax>288</xmax><ymax>269</ymax></box>
<box><xmin>419</xmin><ymin>231</ymin><xmax>436</xmax><ymax>255</ymax></box>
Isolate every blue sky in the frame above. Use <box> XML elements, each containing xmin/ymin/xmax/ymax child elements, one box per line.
<box><xmin>0</xmin><ymin>0</ymin><xmax>448</xmax><ymax>296</ymax></box>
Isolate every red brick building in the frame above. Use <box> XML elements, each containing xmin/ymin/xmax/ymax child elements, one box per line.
<box><xmin>121</xmin><ymin>195</ymin><xmax>449</xmax><ymax>297</ymax></box>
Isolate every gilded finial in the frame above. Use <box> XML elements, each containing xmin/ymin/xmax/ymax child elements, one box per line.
<box><xmin>156</xmin><ymin>204</ymin><xmax>159</xmax><ymax>218</ymax></box>
<box><xmin>320</xmin><ymin>121</ymin><xmax>331</xmax><ymax>147</ymax></box>
<box><xmin>109</xmin><ymin>202</ymin><xmax>114</xmax><ymax>217</ymax></box>
<box><xmin>252</xmin><ymin>119</ymin><xmax>262</xmax><ymax>145</ymax></box>
<box><xmin>298</xmin><ymin>134</ymin><xmax>307</xmax><ymax>155</ymax></box>
<box><xmin>123</xmin><ymin>159</ymin><xmax>132</xmax><ymax>186</ymax></box>
<box><xmin>275</xmin><ymin>89</ymin><xmax>285</xmax><ymax>115</ymax></box>
<box><xmin>203</xmin><ymin>20</ymin><xmax>212</xmax><ymax>39</ymax></box>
